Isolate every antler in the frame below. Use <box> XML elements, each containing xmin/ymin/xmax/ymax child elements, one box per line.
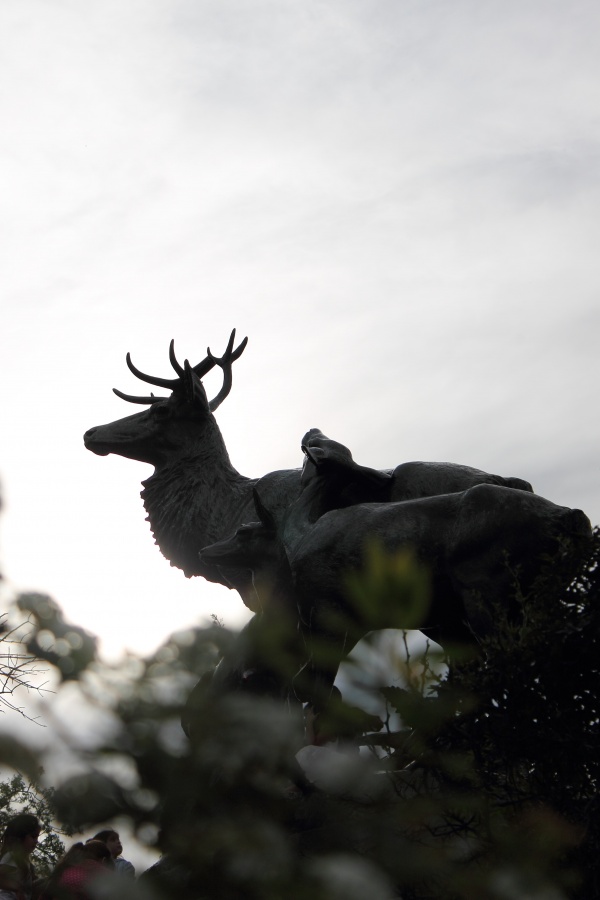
<box><xmin>113</xmin><ymin>329</ymin><xmax>248</xmax><ymax>407</ymax></box>
<box><xmin>113</xmin><ymin>388</ymin><xmax>163</xmax><ymax>405</ymax></box>
<box><xmin>112</xmin><ymin>350</ymin><xmax>180</xmax><ymax>404</ymax></box>
<box><xmin>168</xmin><ymin>329</ymin><xmax>248</xmax><ymax>409</ymax></box>
<box><xmin>206</xmin><ymin>330</ymin><xmax>249</xmax><ymax>411</ymax></box>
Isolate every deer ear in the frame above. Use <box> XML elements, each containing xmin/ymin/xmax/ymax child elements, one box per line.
<box><xmin>252</xmin><ymin>488</ymin><xmax>277</xmax><ymax>533</ymax></box>
<box><xmin>183</xmin><ymin>360</ymin><xmax>209</xmax><ymax>410</ymax></box>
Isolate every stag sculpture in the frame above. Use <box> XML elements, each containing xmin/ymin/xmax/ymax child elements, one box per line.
<box><xmin>84</xmin><ymin>331</ymin><xmax>302</xmax><ymax>609</ymax></box>
<box><xmin>84</xmin><ymin>330</ymin><xmax>535</xmax><ymax>611</ymax></box>
<box><xmin>199</xmin><ymin>486</ymin><xmax>592</xmax><ymax>706</ymax></box>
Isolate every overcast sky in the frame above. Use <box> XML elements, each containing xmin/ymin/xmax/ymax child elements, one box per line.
<box><xmin>2</xmin><ymin>0</ymin><xmax>599</xmax><ymax>660</ymax></box>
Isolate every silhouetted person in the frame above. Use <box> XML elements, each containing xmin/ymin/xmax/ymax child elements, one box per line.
<box><xmin>90</xmin><ymin>831</ymin><xmax>134</xmax><ymax>878</ymax></box>
<box><xmin>0</xmin><ymin>813</ymin><xmax>40</xmax><ymax>900</ymax></box>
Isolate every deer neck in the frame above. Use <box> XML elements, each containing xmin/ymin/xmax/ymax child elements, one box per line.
<box><xmin>282</xmin><ymin>473</ymin><xmax>335</xmax><ymax>556</ymax></box>
<box><xmin>141</xmin><ymin>454</ymin><xmax>254</xmax><ymax>578</ymax></box>
<box><xmin>248</xmin><ymin>560</ymin><xmax>297</xmax><ymax>622</ymax></box>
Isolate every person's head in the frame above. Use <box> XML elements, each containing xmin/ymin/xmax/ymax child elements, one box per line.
<box><xmin>59</xmin><ymin>842</ymin><xmax>86</xmax><ymax>868</ymax></box>
<box><xmin>82</xmin><ymin>840</ymin><xmax>112</xmax><ymax>866</ymax></box>
<box><xmin>91</xmin><ymin>830</ymin><xmax>122</xmax><ymax>859</ymax></box>
<box><xmin>0</xmin><ymin>814</ymin><xmax>41</xmax><ymax>857</ymax></box>
<box><xmin>54</xmin><ymin>840</ymin><xmax>113</xmax><ymax>880</ymax></box>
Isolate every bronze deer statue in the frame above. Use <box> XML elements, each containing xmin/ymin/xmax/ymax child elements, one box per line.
<box><xmin>84</xmin><ymin>331</ymin><xmax>301</xmax><ymax>610</ymax></box>
<box><xmin>84</xmin><ymin>330</ymin><xmax>535</xmax><ymax>611</ymax></box>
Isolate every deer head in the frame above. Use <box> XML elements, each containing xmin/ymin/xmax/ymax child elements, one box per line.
<box><xmin>199</xmin><ymin>489</ymin><xmax>280</xmax><ymax>568</ymax></box>
<box><xmin>83</xmin><ymin>330</ymin><xmax>248</xmax><ymax>468</ymax></box>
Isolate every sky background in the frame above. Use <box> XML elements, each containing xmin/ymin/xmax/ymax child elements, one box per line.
<box><xmin>2</xmin><ymin>0</ymin><xmax>600</xmax><ymax>666</ymax></box>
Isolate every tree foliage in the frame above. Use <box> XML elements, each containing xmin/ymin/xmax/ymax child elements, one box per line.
<box><xmin>0</xmin><ymin>772</ymin><xmax>69</xmax><ymax>877</ymax></box>
<box><xmin>0</xmin><ymin>613</ymin><xmax>50</xmax><ymax>721</ymax></box>
<box><xmin>1</xmin><ymin>512</ymin><xmax>599</xmax><ymax>897</ymax></box>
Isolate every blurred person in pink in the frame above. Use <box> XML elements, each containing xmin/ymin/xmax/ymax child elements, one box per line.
<box><xmin>45</xmin><ymin>841</ymin><xmax>112</xmax><ymax>900</ymax></box>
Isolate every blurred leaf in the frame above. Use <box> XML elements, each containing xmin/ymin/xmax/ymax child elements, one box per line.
<box><xmin>0</xmin><ymin>736</ymin><xmax>39</xmax><ymax>779</ymax></box>
<box><xmin>53</xmin><ymin>771</ymin><xmax>127</xmax><ymax>829</ymax></box>
<box><xmin>344</xmin><ymin>542</ymin><xmax>431</xmax><ymax>632</ymax></box>
<box><xmin>17</xmin><ymin>593</ymin><xmax>97</xmax><ymax>680</ymax></box>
